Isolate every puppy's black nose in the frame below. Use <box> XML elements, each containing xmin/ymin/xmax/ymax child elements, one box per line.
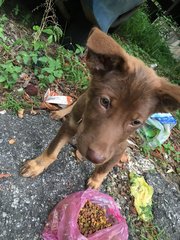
<box><xmin>86</xmin><ymin>148</ymin><xmax>105</xmax><ymax>164</ymax></box>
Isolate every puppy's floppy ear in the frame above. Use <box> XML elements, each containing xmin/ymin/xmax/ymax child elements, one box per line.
<box><xmin>155</xmin><ymin>78</ymin><xmax>180</xmax><ymax>112</ymax></box>
<box><xmin>86</xmin><ymin>27</ymin><xmax>129</xmax><ymax>73</ymax></box>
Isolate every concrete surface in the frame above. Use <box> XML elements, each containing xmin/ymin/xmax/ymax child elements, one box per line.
<box><xmin>0</xmin><ymin>112</ymin><xmax>93</xmax><ymax>240</ymax></box>
<box><xmin>0</xmin><ymin>112</ymin><xmax>179</xmax><ymax>240</ymax></box>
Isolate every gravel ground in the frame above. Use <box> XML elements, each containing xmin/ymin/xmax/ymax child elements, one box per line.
<box><xmin>0</xmin><ymin>112</ymin><xmax>179</xmax><ymax>240</ymax></box>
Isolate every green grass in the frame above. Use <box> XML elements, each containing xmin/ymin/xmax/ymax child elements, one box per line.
<box><xmin>117</xmin><ymin>7</ymin><xmax>173</xmax><ymax>65</ymax></box>
<box><xmin>127</xmin><ymin>216</ymin><xmax>169</xmax><ymax>240</ymax></box>
<box><xmin>0</xmin><ymin>93</ymin><xmax>31</xmax><ymax>112</ymax></box>
<box><xmin>115</xmin><ymin>5</ymin><xmax>180</xmax><ymax>84</ymax></box>
<box><xmin>112</xmin><ymin>35</ymin><xmax>156</xmax><ymax>66</ymax></box>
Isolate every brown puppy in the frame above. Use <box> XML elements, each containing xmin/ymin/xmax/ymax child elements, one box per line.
<box><xmin>21</xmin><ymin>28</ymin><xmax>180</xmax><ymax>189</ymax></box>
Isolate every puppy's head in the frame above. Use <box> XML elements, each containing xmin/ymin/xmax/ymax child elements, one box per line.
<box><xmin>77</xmin><ymin>28</ymin><xmax>180</xmax><ymax>164</ymax></box>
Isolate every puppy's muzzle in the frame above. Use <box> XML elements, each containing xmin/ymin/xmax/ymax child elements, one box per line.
<box><xmin>86</xmin><ymin>148</ymin><xmax>105</xmax><ymax>164</ymax></box>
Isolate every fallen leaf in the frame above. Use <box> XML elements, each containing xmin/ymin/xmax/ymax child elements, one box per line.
<box><xmin>20</xmin><ymin>72</ymin><xmax>30</xmax><ymax>81</ymax></box>
<box><xmin>40</xmin><ymin>102</ymin><xmax>59</xmax><ymax>111</ymax></box>
<box><xmin>130</xmin><ymin>206</ymin><xmax>138</xmax><ymax>215</ymax></box>
<box><xmin>23</xmin><ymin>92</ymin><xmax>34</xmax><ymax>104</ymax></box>
<box><xmin>166</xmin><ymin>168</ymin><xmax>174</xmax><ymax>173</ymax></box>
<box><xmin>127</xmin><ymin>139</ymin><xmax>138</xmax><ymax>147</ymax></box>
<box><xmin>25</xmin><ymin>84</ymin><xmax>38</xmax><ymax>96</ymax></box>
<box><xmin>23</xmin><ymin>79</ymin><xmax>30</xmax><ymax>88</ymax></box>
<box><xmin>0</xmin><ymin>173</ymin><xmax>12</xmax><ymax>179</ymax></box>
<box><xmin>17</xmin><ymin>108</ymin><xmax>24</xmax><ymax>119</ymax></box>
<box><xmin>8</xmin><ymin>138</ymin><xmax>16</xmax><ymax>144</ymax></box>
<box><xmin>30</xmin><ymin>107</ymin><xmax>38</xmax><ymax>115</ymax></box>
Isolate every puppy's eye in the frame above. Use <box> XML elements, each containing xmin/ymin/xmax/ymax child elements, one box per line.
<box><xmin>131</xmin><ymin>119</ymin><xmax>142</xmax><ymax>127</ymax></box>
<box><xmin>100</xmin><ymin>97</ymin><xmax>110</xmax><ymax>109</ymax></box>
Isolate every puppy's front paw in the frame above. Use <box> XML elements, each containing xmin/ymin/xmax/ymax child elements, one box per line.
<box><xmin>50</xmin><ymin>110</ymin><xmax>65</xmax><ymax>120</ymax></box>
<box><xmin>87</xmin><ymin>177</ymin><xmax>102</xmax><ymax>190</ymax></box>
<box><xmin>20</xmin><ymin>159</ymin><xmax>45</xmax><ymax>177</ymax></box>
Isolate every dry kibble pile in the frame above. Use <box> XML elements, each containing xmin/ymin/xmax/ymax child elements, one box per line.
<box><xmin>77</xmin><ymin>200</ymin><xmax>113</xmax><ymax>237</ymax></box>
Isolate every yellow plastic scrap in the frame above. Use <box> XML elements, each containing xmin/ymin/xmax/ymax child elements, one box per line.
<box><xmin>129</xmin><ymin>172</ymin><xmax>154</xmax><ymax>222</ymax></box>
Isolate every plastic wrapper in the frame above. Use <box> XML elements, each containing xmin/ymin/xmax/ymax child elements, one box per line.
<box><xmin>130</xmin><ymin>172</ymin><xmax>153</xmax><ymax>222</ymax></box>
<box><xmin>137</xmin><ymin>113</ymin><xmax>177</xmax><ymax>149</ymax></box>
<box><xmin>43</xmin><ymin>189</ymin><xmax>128</xmax><ymax>240</ymax></box>
<box><xmin>44</xmin><ymin>89</ymin><xmax>73</xmax><ymax>108</ymax></box>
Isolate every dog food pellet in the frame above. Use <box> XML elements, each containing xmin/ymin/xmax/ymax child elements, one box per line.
<box><xmin>77</xmin><ymin>200</ymin><xmax>113</xmax><ymax>237</ymax></box>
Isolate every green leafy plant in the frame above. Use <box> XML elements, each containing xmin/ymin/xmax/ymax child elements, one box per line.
<box><xmin>0</xmin><ymin>0</ymin><xmax>4</xmax><ymax>7</ymax></box>
<box><xmin>163</xmin><ymin>141</ymin><xmax>180</xmax><ymax>162</ymax></box>
<box><xmin>75</xmin><ymin>44</ymin><xmax>85</xmax><ymax>56</ymax></box>
<box><xmin>163</xmin><ymin>141</ymin><xmax>175</xmax><ymax>155</ymax></box>
<box><xmin>175</xmin><ymin>110</ymin><xmax>180</xmax><ymax>130</ymax></box>
<box><xmin>33</xmin><ymin>25</ymin><xmax>63</xmax><ymax>45</ymax></box>
<box><xmin>61</xmin><ymin>47</ymin><xmax>89</xmax><ymax>89</ymax></box>
<box><xmin>0</xmin><ymin>5</ymin><xmax>89</xmax><ymax>90</ymax></box>
<box><xmin>140</xmin><ymin>144</ymin><xmax>152</xmax><ymax>158</ymax></box>
<box><xmin>35</xmin><ymin>56</ymin><xmax>63</xmax><ymax>88</ymax></box>
<box><xmin>12</xmin><ymin>4</ymin><xmax>20</xmax><ymax>16</ymax></box>
<box><xmin>0</xmin><ymin>60</ymin><xmax>22</xmax><ymax>89</ymax></box>
<box><xmin>0</xmin><ymin>14</ymin><xmax>9</xmax><ymax>50</ymax></box>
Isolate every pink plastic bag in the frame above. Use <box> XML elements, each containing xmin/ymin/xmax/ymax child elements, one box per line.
<box><xmin>43</xmin><ymin>189</ymin><xmax>128</xmax><ymax>240</ymax></box>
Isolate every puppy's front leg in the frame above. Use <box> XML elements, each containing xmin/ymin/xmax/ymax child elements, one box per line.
<box><xmin>50</xmin><ymin>101</ymin><xmax>76</xmax><ymax>120</ymax></box>
<box><xmin>21</xmin><ymin>117</ymin><xmax>77</xmax><ymax>177</ymax></box>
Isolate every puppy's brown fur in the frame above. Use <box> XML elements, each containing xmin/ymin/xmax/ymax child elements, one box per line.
<box><xmin>21</xmin><ymin>28</ymin><xmax>180</xmax><ymax>189</ymax></box>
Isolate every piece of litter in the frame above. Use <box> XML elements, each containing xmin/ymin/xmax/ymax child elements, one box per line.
<box><xmin>44</xmin><ymin>89</ymin><xmax>73</xmax><ymax>108</ymax></box>
<box><xmin>137</xmin><ymin>113</ymin><xmax>177</xmax><ymax>149</ymax></box>
<box><xmin>0</xmin><ymin>173</ymin><xmax>12</xmax><ymax>179</ymax></box>
<box><xmin>0</xmin><ymin>110</ymin><xmax>6</xmax><ymax>114</ymax></box>
<box><xmin>127</xmin><ymin>139</ymin><xmax>138</xmax><ymax>147</ymax></box>
<box><xmin>130</xmin><ymin>172</ymin><xmax>154</xmax><ymax>222</ymax></box>
<box><xmin>166</xmin><ymin>168</ymin><xmax>174</xmax><ymax>173</ymax></box>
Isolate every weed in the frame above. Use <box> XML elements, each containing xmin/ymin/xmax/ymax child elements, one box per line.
<box><xmin>33</xmin><ymin>0</ymin><xmax>61</xmax><ymax>43</ymax></box>
<box><xmin>163</xmin><ymin>141</ymin><xmax>180</xmax><ymax>162</ymax></box>
<box><xmin>0</xmin><ymin>60</ymin><xmax>22</xmax><ymax>89</ymax></box>
<box><xmin>0</xmin><ymin>93</ymin><xmax>29</xmax><ymax>112</ymax></box>
<box><xmin>127</xmin><ymin>216</ymin><xmax>168</xmax><ymax>240</ymax></box>
<box><xmin>61</xmin><ymin>47</ymin><xmax>89</xmax><ymax>89</ymax></box>
<box><xmin>163</xmin><ymin>141</ymin><xmax>175</xmax><ymax>155</ymax></box>
<box><xmin>33</xmin><ymin>25</ymin><xmax>63</xmax><ymax>45</ymax></box>
<box><xmin>12</xmin><ymin>4</ymin><xmax>20</xmax><ymax>16</ymax></box>
<box><xmin>140</xmin><ymin>145</ymin><xmax>152</xmax><ymax>158</ymax></box>
<box><xmin>15</xmin><ymin>36</ymin><xmax>89</xmax><ymax>89</ymax></box>
<box><xmin>35</xmin><ymin>56</ymin><xmax>63</xmax><ymax>88</ymax></box>
<box><xmin>0</xmin><ymin>0</ymin><xmax>4</xmax><ymax>7</ymax></box>
<box><xmin>175</xmin><ymin>110</ymin><xmax>180</xmax><ymax>130</ymax></box>
<box><xmin>74</xmin><ymin>44</ymin><xmax>85</xmax><ymax>56</ymax></box>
